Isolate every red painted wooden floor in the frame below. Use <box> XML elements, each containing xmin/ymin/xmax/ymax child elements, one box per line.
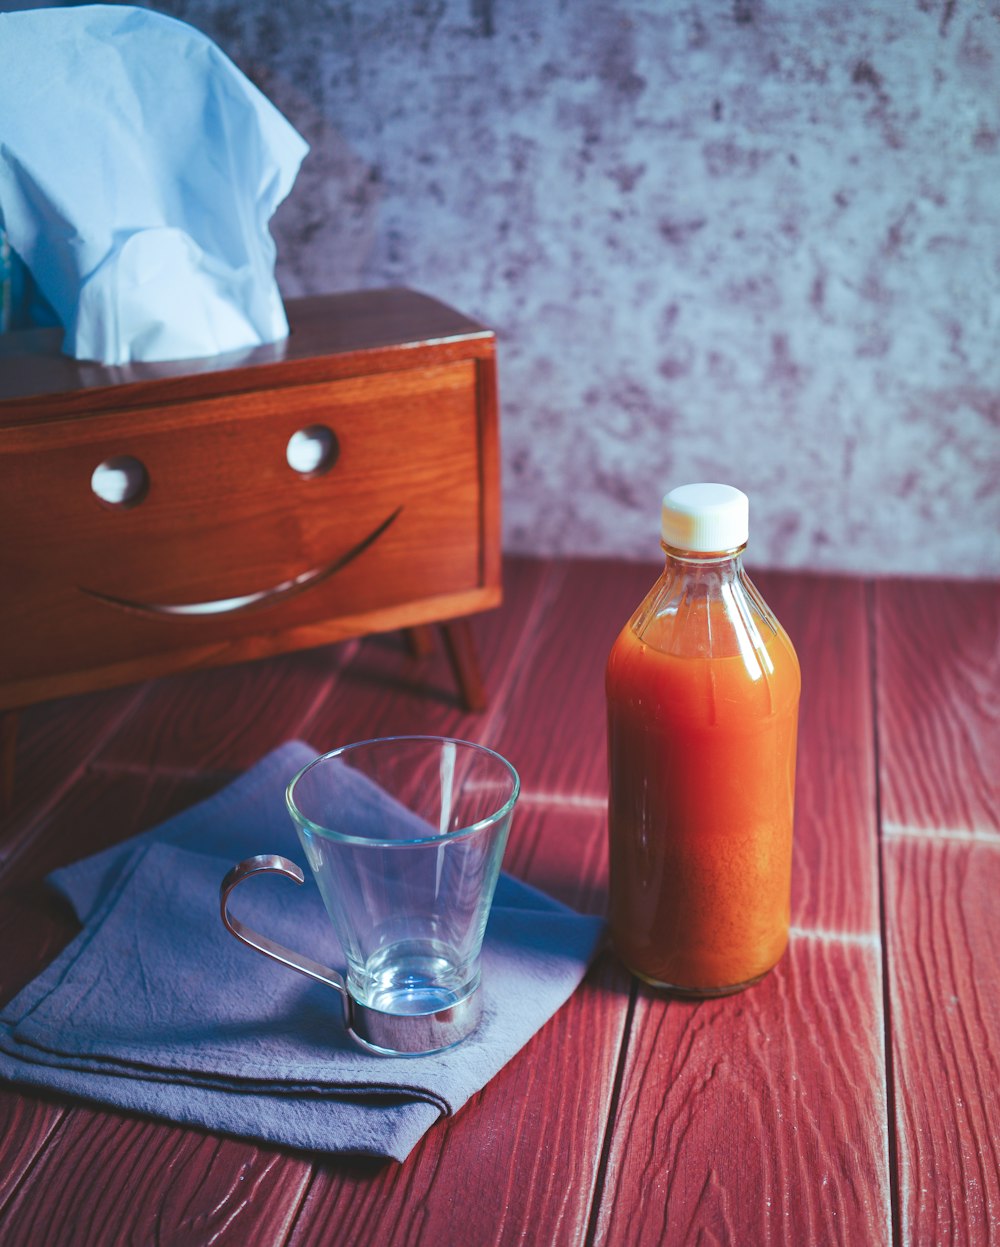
<box><xmin>0</xmin><ymin>557</ymin><xmax>996</xmax><ymax>1246</ymax></box>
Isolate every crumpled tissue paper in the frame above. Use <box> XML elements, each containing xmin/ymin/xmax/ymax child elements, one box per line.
<box><xmin>0</xmin><ymin>5</ymin><xmax>309</xmax><ymax>365</ymax></box>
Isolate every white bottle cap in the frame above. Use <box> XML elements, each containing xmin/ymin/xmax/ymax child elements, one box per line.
<box><xmin>661</xmin><ymin>483</ymin><xmax>749</xmax><ymax>552</ymax></box>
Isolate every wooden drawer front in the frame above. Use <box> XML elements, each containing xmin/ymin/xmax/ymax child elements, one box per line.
<box><xmin>1</xmin><ymin>361</ymin><xmax>485</xmax><ymax>687</ymax></box>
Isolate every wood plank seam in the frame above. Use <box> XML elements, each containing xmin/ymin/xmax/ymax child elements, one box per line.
<box><xmin>582</xmin><ymin>976</ymin><xmax>639</xmax><ymax>1247</ymax></box>
<box><xmin>0</xmin><ymin>563</ymin><xmax>926</xmax><ymax>1243</ymax></box>
<box><xmin>264</xmin><ymin>1164</ymin><xmax>317</xmax><ymax>1247</ymax></box>
<box><xmin>0</xmin><ymin>1103</ymin><xmax>71</xmax><ymax>1224</ymax></box>
<box><xmin>868</xmin><ymin>579</ymin><xmax>904</xmax><ymax>1247</ymax></box>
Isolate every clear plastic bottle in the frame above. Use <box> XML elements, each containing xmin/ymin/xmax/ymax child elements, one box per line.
<box><xmin>605</xmin><ymin>483</ymin><xmax>801</xmax><ymax>996</ymax></box>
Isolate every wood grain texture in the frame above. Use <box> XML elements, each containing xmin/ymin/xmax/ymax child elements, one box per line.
<box><xmin>285</xmin><ymin>800</ymin><xmax>625</xmax><ymax>1247</ymax></box>
<box><xmin>0</xmin><ymin>558</ymin><xmax>558</xmax><ymax>1247</ymax></box>
<box><xmin>0</xmin><ymin>767</ymin><xmax>313</xmax><ymax>1246</ymax></box>
<box><xmin>0</xmin><ymin>288</ymin><xmax>493</xmax><ymax>414</ymax></box>
<box><xmin>0</xmin><ymin>1110</ymin><xmax>313</xmax><ymax>1247</ymax></box>
<box><xmin>304</xmin><ymin>556</ymin><xmax>553</xmax><ymax>749</ymax></box>
<box><xmin>0</xmin><ymin>885</ymin><xmax>80</xmax><ymax>1003</ymax></box>
<box><xmin>1</xmin><ymin>361</ymin><xmax>494</xmax><ymax>710</ymax></box>
<box><xmin>591</xmin><ymin>569</ymin><xmax>889</xmax><ymax>1246</ymax></box>
<box><xmin>874</xmin><ymin>579</ymin><xmax>999</xmax><ymax>836</ymax></box>
<box><xmin>4</xmin><ymin>561</ymin><xmax>991</xmax><ymax>1247</ymax></box>
<box><xmin>882</xmin><ymin>836</ymin><xmax>1000</xmax><ymax>1247</ymax></box>
<box><xmin>1</xmin><ymin>682</ymin><xmax>147</xmax><ymax>870</ymax></box>
<box><xmin>0</xmin><ymin>770</ymin><xmax>228</xmax><ymax>898</ymax></box>
<box><xmin>0</xmin><ymin>879</ymin><xmax>78</xmax><ymax>1200</ymax></box>
<box><xmin>475</xmin><ymin>352</ymin><xmax>503</xmax><ymax>592</ymax></box>
<box><xmin>487</xmin><ymin>557</ymin><xmax>659</xmax><ymax>799</ymax></box>
<box><xmin>876</xmin><ymin>578</ymin><xmax>1000</xmax><ymax>1246</ymax></box>
<box><xmin>503</xmin><ymin>804</ymin><xmax>609</xmax><ymax>918</ymax></box>
<box><xmin>0</xmin><ymin>772</ymin><xmax>237</xmax><ymax>1208</ymax></box>
<box><xmin>0</xmin><ymin>771</ymin><xmax>238</xmax><ymax>1216</ymax></box>
<box><xmin>440</xmin><ymin>617</ymin><xmax>488</xmax><ymax>712</ymax></box>
<box><xmin>593</xmin><ymin>936</ymin><xmax>890</xmax><ymax>1247</ymax></box>
<box><xmin>753</xmin><ymin>571</ymin><xmax>880</xmax><ymax>935</ymax></box>
<box><xmin>288</xmin><ymin>956</ymin><xmax>626</xmax><ymax>1247</ymax></box>
<box><xmin>0</xmin><ymin>587</ymin><xmax>502</xmax><ymax>715</ymax></box>
<box><xmin>94</xmin><ymin>642</ymin><xmax>351</xmax><ymax>772</ymax></box>
<box><xmin>1</xmin><ymin>290</ymin><xmax>501</xmax><ymax>716</ymax></box>
<box><xmin>0</xmin><ymin>1091</ymin><xmax>65</xmax><ymax>1214</ymax></box>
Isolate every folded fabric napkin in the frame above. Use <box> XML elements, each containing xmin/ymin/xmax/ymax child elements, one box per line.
<box><xmin>0</xmin><ymin>743</ymin><xmax>605</xmax><ymax>1161</ymax></box>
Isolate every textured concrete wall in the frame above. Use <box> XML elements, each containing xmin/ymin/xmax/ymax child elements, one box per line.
<box><xmin>9</xmin><ymin>0</ymin><xmax>1000</xmax><ymax>575</ymax></box>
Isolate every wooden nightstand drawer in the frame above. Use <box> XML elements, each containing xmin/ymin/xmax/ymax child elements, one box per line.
<box><xmin>0</xmin><ymin>289</ymin><xmax>501</xmax><ymax>712</ymax></box>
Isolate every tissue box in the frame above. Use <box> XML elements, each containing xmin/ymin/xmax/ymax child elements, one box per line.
<box><xmin>0</xmin><ymin>289</ymin><xmax>501</xmax><ymax>712</ymax></box>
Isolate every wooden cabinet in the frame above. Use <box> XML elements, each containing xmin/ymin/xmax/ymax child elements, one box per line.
<box><xmin>0</xmin><ymin>289</ymin><xmax>501</xmax><ymax>713</ymax></box>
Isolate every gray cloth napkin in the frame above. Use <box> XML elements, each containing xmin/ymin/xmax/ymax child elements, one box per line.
<box><xmin>0</xmin><ymin>743</ymin><xmax>605</xmax><ymax>1161</ymax></box>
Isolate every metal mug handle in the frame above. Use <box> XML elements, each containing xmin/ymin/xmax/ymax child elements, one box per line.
<box><xmin>219</xmin><ymin>854</ymin><xmax>350</xmax><ymax>1011</ymax></box>
<box><xmin>219</xmin><ymin>853</ymin><xmax>483</xmax><ymax>1056</ymax></box>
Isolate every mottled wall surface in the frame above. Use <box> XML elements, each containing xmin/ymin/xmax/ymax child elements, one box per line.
<box><xmin>9</xmin><ymin>0</ymin><xmax>1000</xmax><ymax>574</ymax></box>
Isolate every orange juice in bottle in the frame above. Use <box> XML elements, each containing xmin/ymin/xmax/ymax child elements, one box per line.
<box><xmin>606</xmin><ymin>483</ymin><xmax>800</xmax><ymax>995</ymax></box>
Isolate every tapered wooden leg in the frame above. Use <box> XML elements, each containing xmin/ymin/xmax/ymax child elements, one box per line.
<box><xmin>2</xmin><ymin>708</ymin><xmax>18</xmax><ymax>812</ymax></box>
<box><xmin>440</xmin><ymin>618</ymin><xmax>487</xmax><ymax>712</ymax></box>
<box><xmin>402</xmin><ymin>625</ymin><xmax>436</xmax><ymax>660</ymax></box>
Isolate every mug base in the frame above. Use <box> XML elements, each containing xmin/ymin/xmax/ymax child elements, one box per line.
<box><xmin>347</xmin><ymin>981</ymin><xmax>483</xmax><ymax>1056</ymax></box>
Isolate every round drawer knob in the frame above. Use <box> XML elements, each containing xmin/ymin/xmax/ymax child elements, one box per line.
<box><xmin>286</xmin><ymin>426</ymin><xmax>339</xmax><ymax>476</ymax></box>
<box><xmin>91</xmin><ymin>456</ymin><xmax>149</xmax><ymax>508</ymax></box>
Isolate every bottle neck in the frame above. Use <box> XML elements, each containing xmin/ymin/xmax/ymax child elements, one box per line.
<box><xmin>630</xmin><ymin>540</ymin><xmax>776</xmax><ymax>654</ymax></box>
<box><xmin>661</xmin><ymin>542</ymin><xmax>747</xmax><ymax>576</ymax></box>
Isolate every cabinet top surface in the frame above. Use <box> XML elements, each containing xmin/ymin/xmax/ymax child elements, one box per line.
<box><xmin>0</xmin><ymin>288</ymin><xmax>493</xmax><ymax>422</ymax></box>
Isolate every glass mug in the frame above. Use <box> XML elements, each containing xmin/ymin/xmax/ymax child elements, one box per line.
<box><xmin>220</xmin><ymin>737</ymin><xmax>519</xmax><ymax>1056</ymax></box>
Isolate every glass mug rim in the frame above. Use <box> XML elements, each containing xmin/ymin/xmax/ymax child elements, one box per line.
<box><xmin>285</xmin><ymin>734</ymin><xmax>521</xmax><ymax>849</ymax></box>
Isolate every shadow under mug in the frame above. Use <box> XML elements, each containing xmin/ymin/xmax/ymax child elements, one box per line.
<box><xmin>219</xmin><ymin>736</ymin><xmax>520</xmax><ymax>1056</ymax></box>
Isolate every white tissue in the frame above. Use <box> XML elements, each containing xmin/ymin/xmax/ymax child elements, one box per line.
<box><xmin>0</xmin><ymin>5</ymin><xmax>309</xmax><ymax>365</ymax></box>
